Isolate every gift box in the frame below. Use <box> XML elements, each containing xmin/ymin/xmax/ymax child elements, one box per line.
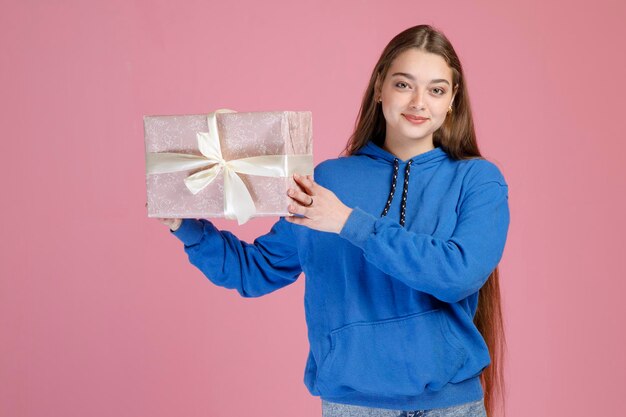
<box><xmin>144</xmin><ymin>109</ymin><xmax>313</xmax><ymax>225</ymax></box>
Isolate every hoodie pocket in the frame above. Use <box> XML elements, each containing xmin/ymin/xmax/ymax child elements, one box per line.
<box><xmin>316</xmin><ymin>309</ymin><xmax>467</xmax><ymax>397</ymax></box>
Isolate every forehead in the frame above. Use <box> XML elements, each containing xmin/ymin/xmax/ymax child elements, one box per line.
<box><xmin>387</xmin><ymin>48</ymin><xmax>452</xmax><ymax>82</ymax></box>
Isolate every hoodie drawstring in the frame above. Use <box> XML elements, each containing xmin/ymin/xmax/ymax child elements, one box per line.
<box><xmin>380</xmin><ymin>158</ymin><xmax>413</xmax><ymax>227</ymax></box>
<box><xmin>380</xmin><ymin>159</ymin><xmax>399</xmax><ymax>218</ymax></box>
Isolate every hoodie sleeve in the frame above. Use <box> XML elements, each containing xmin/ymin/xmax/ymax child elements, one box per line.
<box><xmin>170</xmin><ymin>216</ymin><xmax>302</xmax><ymax>298</ymax></box>
<box><xmin>338</xmin><ymin>160</ymin><xmax>510</xmax><ymax>303</ymax></box>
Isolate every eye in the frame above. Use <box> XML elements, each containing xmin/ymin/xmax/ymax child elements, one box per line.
<box><xmin>432</xmin><ymin>87</ymin><xmax>446</xmax><ymax>95</ymax></box>
<box><xmin>395</xmin><ymin>81</ymin><xmax>410</xmax><ymax>89</ymax></box>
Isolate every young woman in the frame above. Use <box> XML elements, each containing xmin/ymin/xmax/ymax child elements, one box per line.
<box><xmin>160</xmin><ymin>24</ymin><xmax>510</xmax><ymax>417</ymax></box>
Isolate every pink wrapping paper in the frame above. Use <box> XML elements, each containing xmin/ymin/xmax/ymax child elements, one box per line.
<box><xmin>144</xmin><ymin>110</ymin><xmax>313</xmax><ymax>220</ymax></box>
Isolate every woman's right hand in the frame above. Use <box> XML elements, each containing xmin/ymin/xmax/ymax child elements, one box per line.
<box><xmin>158</xmin><ymin>218</ymin><xmax>182</xmax><ymax>232</ymax></box>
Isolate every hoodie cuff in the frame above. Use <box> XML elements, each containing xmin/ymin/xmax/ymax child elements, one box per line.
<box><xmin>170</xmin><ymin>218</ymin><xmax>205</xmax><ymax>246</ymax></box>
<box><xmin>339</xmin><ymin>207</ymin><xmax>377</xmax><ymax>249</ymax></box>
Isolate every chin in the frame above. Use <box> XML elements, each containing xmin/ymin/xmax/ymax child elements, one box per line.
<box><xmin>401</xmin><ymin>125</ymin><xmax>433</xmax><ymax>137</ymax></box>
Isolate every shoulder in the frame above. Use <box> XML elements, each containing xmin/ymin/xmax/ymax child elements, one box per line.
<box><xmin>457</xmin><ymin>157</ymin><xmax>508</xmax><ymax>188</ymax></box>
<box><xmin>311</xmin><ymin>156</ymin><xmax>352</xmax><ymax>185</ymax></box>
<box><xmin>455</xmin><ymin>157</ymin><xmax>509</xmax><ymax>207</ymax></box>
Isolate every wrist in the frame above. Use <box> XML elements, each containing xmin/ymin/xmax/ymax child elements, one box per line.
<box><xmin>337</xmin><ymin>207</ymin><xmax>353</xmax><ymax>234</ymax></box>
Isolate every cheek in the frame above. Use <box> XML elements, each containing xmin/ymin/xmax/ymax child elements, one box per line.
<box><xmin>432</xmin><ymin>103</ymin><xmax>449</xmax><ymax>119</ymax></box>
<box><xmin>433</xmin><ymin>111</ymin><xmax>451</xmax><ymax>130</ymax></box>
<box><xmin>384</xmin><ymin>96</ymin><xmax>405</xmax><ymax>113</ymax></box>
<box><xmin>381</xmin><ymin>103</ymin><xmax>395</xmax><ymax>123</ymax></box>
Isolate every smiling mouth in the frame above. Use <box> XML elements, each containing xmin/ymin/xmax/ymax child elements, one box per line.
<box><xmin>402</xmin><ymin>114</ymin><xmax>429</xmax><ymax>123</ymax></box>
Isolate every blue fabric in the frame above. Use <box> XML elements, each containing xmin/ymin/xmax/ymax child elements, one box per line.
<box><xmin>171</xmin><ymin>141</ymin><xmax>510</xmax><ymax>410</ymax></box>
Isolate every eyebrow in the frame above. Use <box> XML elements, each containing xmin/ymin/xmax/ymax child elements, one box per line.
<box><xmin>391</xmin><ymin>72</ymin><xmax>450</xmax><ymax>85</ymax></box>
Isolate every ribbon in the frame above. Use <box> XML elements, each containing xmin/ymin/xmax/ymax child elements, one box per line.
<box><xmin>146</xmin><ymin>109</ymin><xmax>313</xmax><ymax>225</ymax></box>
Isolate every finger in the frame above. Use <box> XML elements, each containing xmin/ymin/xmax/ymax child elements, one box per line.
<box><xmin>302</xmin><ymin>174</ymin><xmax>317</xmax><ymax>190</ymax></box>
<box><xmin>285</xmin><ymin>215</ymin><xmax>306</xmax><ymax>226</ymax></box>
<box><xmin>288</xmin><ymin>201</ymin><xmax>309</xmax><ymax>217</ymax></box>
<box><xmin>293</xmin><ymin>173</ymin><xmax>314</xmax><ymax>194</ymax></box>
<box><xmin>287</xmin><ymin>187</ymin><xmax>311</xmax><ymax>206</ymax></box>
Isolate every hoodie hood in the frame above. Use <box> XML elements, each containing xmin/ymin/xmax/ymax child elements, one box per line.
<box><xmin>354</xmin><ymin>140</ymin><xmax>449</xmax><ymax>165</ymax></box>
<box><xmin>354</xmin><ymin>141</ymin><xmax>449</xmax><ymax>226</ymax></box>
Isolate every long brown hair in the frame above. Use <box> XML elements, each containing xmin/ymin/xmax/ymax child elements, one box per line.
<box><xmin>339</xmin><ymin>24</ymin><xmax>507</xmax><ymax>417</ymax></box>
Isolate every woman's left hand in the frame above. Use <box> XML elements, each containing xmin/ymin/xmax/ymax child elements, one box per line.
<box><xmin>284</xmin><ymin>173</ymin><xmax>353</xmax><ymax>234</ymax></box>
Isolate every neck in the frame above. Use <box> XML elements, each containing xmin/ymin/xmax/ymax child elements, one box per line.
<box><xmin>381</xmin><ymin>135</ymin><xmax>435</xmax><ymax>161</ymax></box>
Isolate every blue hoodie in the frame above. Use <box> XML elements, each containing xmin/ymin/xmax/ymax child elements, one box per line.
<box><xmin>170</xmin><ymin>141</ymin><xmax>510</xmax><ymax>410</ymax></box>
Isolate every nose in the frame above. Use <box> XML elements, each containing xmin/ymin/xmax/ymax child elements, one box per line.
<box><xmin>409</xmin><ymin>89</ymin><xmax>425</xmax><ymax>109</ymax></box>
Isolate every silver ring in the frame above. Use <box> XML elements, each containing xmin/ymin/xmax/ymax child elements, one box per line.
<box><xmin>304</xmin><ymin>196</ymin><xmax>313</xmax><ymax>207</ymax></box>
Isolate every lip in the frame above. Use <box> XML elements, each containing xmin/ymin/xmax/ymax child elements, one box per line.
<box><xmin>402</xmin><ymin>114</ymin><xmax>429</xmax><ymax>124</ymax></box>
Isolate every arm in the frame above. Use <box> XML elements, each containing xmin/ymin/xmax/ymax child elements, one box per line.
<box><xmin>170</xmin><ymin>216</ymin><xmax>302</xmax><ymax>298</ymax></box>
<box><xmin>338</xmin><ymin>162</ymin><xmax>510</xmax><ymax>303</ymax></box>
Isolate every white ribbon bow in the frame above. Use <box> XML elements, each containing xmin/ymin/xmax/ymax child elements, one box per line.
<box><xmin>146</xmin><ymin>109</ymin><xmax>313</xmax><ymax>225</ymax></box>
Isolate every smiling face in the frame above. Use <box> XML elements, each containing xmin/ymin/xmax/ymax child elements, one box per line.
<box><xmin>376</xmin><ymin>48</ymin><xmax>457</xmax><ymax>155</ymax></box>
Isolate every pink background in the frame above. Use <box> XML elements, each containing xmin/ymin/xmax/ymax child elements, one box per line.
<box><xmin>1</xmin><ymin>1</ymin><xmax>625</xmax><ymax>416</ymax></box>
